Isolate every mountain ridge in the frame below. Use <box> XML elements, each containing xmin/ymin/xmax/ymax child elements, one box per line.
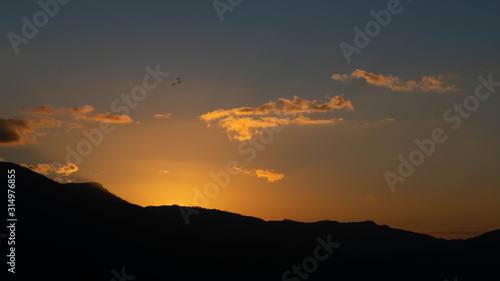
<box><xmin>1</xmin><ymin>161</ymin><xmax>498</xmax><ymax>280</ymax></box>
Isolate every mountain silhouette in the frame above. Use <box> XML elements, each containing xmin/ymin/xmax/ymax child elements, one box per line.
<box><xmin>0</xmin><ymin>161</ymin><xmax>498</xmax><ymax>281</ymax></box>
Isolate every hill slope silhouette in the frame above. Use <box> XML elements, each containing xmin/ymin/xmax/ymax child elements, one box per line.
<box><xmin>1</xmin><ymin>162</ymin><xmax>498</xmax><ymax>280</ymax></box>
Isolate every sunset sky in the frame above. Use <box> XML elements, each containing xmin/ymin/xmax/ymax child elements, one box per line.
<box><xmin>1</xmin><ymin>0</ymin><xmax>499</xmax><ymax>239</ymax></box>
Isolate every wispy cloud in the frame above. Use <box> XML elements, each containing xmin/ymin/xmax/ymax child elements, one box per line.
<box><xmin>332</xmin><ymin>69</ymin><xmax>459</xmax><ymax>92</ymax></box>
<box><xmin>0</xmin><ymin>117</ymin><xmax>70</xmax><ymax>146</ymax></box>
<box><xmin>255</xmin><ymin>169</ymin><xmax>285</xmax><ymax>182</ymax></box>
<box><xmin>291</xmin><ymin>115</ymin><xmax>340</xmax><ymax>125</ymax></box>
<box><xmin>217</xmin><ymin>116</ymin><xmax>290</xmax><ymax>141</ymax></box>
<box><xmin>364</xmin><ymin>195</ymin><xmax>375</xmax><ymax>201</ymax></box>
<box><xmin>154</xmin><ymin>113</ymin><xmax>172</xmax><ymax>119</ymax></box>
<box><xmin>234</xmin><ymin>167</ymin><xmax>285</xmax><ymax>182</ymax></box>
<box><xmin>200</xmin><ymin>96</ymin><xmax>353</xmax><ymax>141</ymax></box>
<box><xmin>200</xmin><ymin>96</ymin><xmax>353</xmax><ymax>122</ymax></box>
<box><xmin>22</xmin><ymin>104</ymin><xmax>134</xmax><ymax>124</ymax></box>
<box><xmin>21</xmin><ymin>163</ymin><xmax>78</xmax><ymax>176</ymax></box>
<box><xmin>1</xmin><ymin>104</ymin><xmax>134</xmax><ymax>146</ymax></box>
<box><xmin>56</xmin><ymin>163</ymin><xmax>79</xmax><ymax>176</ymax></box>
<box><xmin>21</xmin><ymin>162</ymin><xmax>78</xmax><ymax>183</ymax></box>
<box><xmin>0</xmin><ymin>118</ymin><xmax>36</xmax><ymax>145</ymax></box>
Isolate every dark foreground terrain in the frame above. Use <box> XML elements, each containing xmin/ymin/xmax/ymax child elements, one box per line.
<box><xmin>1</xmin><ymin>162</ymin><xmax>498</xmax><ymax>280</ymax></box>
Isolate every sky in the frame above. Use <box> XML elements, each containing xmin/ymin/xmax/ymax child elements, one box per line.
<box><xmin>1</xmin><ymin>0</ymin><xmax>499</xmax><ymax>239</ymax></box>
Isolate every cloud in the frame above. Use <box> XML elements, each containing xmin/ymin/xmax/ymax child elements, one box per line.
<box><xmin>81</xmin><ymin>112</ymin><xmax>133</xmax><ymax>124</ymax></box>
<box><xmin>291</xmin><ymin>115</ymin><xmax>340</xmax><ymax>125</ymax></box>
<box><xmin>200</xmin><ymin>96</ymin><xmax>353</xmax><ymax>122</ymax></box>
<box><xmin>200</xmin><ymin>96</ymin><xmax>353</xmax><ymax>141</ymax></box>
<box><xmin>21</xmin><ymin>162</ymin><xmax>78</xmax><ymax>182</ymax></box>
<box><xmin>22</xmin><ymin>104</ymin><xmax>134</xmax><ymax>124</ymax></box>
<box><xmin>1</xmin><ymin>104</ymin><xmax>135</xmax><ymax>146</ymax></box>
<box><xmin>255</xmin><ymin>169</ymin><xmax>285</xmax><ymax>182</ymax></box>
<box><xmin>0</xmin><ymin>118</ymin><xmax>37</xmax><ymax>145</ymax></box>
<box><xmin>0</xmin><ymin>116</ymin><xmax>86</xmax><ymax>146</ymax></box>
<box><xmin>465</xmin><ymin>140</ymin><xmax>474</xmax><ymax>145</ymax></box>
<box><xmin>332</xmin><ymin>69</ymin><xmax>459</xmax><ymax>92</ymax></box>
<box><xmin>53</xmin><ymin>177</ymin><xmax>75</xmax><ymax>183</ymax></box>
<box><xmin>22</xmin><ymin>104</ymin><xmax>93</xmax><ymax>116</ymax></box>
<box><xmin>20</xmin><ymin>163</ymin><xmax>54</xmax><ymax>176</ymax></box>
<box><xmin>364</xmin><ymin>195</ymin><xmax>375</xmax><ymax>201</ymax></box>
<box><xmin>154</xmin><ymin>113</ymin><xmax>172</xmax><ymax>119</ymax></box>
<box><xmin>217</xmin><ymin>116</ymin><xmax>291</xmax><ymax>141</ymax></box>
<box><xmin>56</xmin><ymin>163</ymin><xmax>79</xmax><ymax>176</ymax></box>
<box><xmin>234</xmin><ymin>167</ymin><xmax>285</xmax><ymax>182</ymax></box>
<box><xmin>157</xmin><ymin>170</ymin><xmax>170</xmax><ymax>174</ymax></box>
<box><xmin>21</xmin><ymin>163</ymin><xmax>79</xmax><ymax>176</ymax></box>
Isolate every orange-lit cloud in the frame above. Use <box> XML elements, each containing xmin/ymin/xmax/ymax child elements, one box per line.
<box><xmin>20</xmin><ymin>163</ymin><xmax>54</xmax><ymax>176</ymax></box>
<box><xmin>80</xmin><ymin>112</ymin><xmax>133</xmax><ymax>124</ymax></box>
<box><xmin>154</xmin><ymin>113</ymin><xmax>172</xmax><ymax>119</ymax></box>
<box><xmin>21</xmin><ymin>163</ymin><xmax>79</xmax><ymax>177</ymax></box>
<box><xmin>291</xmin><ymin>115</ymin><xmax>341</xmax><ymax>125</ymax></box>
<box><xmin>255</xmin><ymin>169</ymin><xmax>285</xmax><ymax>182</ymax></box>
<box><xmin>364</xmin><ymin>195</ymin><xmax>375</xmax><ymax>201</ymax></box>
<box><xmin>201</xmin><ymin>96</ymin><xmax>353</xmax><ymax>141</ymax></box>
<box><xmin>234</xmin><ymin>167</ymin><xmax>285</xmax><ymax>182</ymax></box>
<box><xmin>332</xmin><ymin>69</ymin><xmax>458</xmax><ymax>92</ymax></box>
<box><xmin>22</xmin><ymin>104</ymin><xmax>134</xmax><ymax>124</ymax></box>
<box><xmin>53</xmin><ymin>177</ymin><xmax>75</xmax><ymax>183</ymax></box>
<box><xmin>21</xmin><ymin>162</ymin><xmax>78</xmax><ymax>183</ymax></box>
<box><xmin>200</xmin><ymin>96</ymin><xmax>353</xmax><ymax>122</ymax></box>
<box><xmin>56</xmin><ymin>163</ymin><xmax>79</xmax><ymax>176</ymax></box>
<box><xmin>212</xmin><ymin>115</ymin><xmax>345</xmax><ymax>141</ymax></box>
<box><xmin>218</xmin><ymin>116</ymin><xmax>291</xmax><ymax>141</ymax></box>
